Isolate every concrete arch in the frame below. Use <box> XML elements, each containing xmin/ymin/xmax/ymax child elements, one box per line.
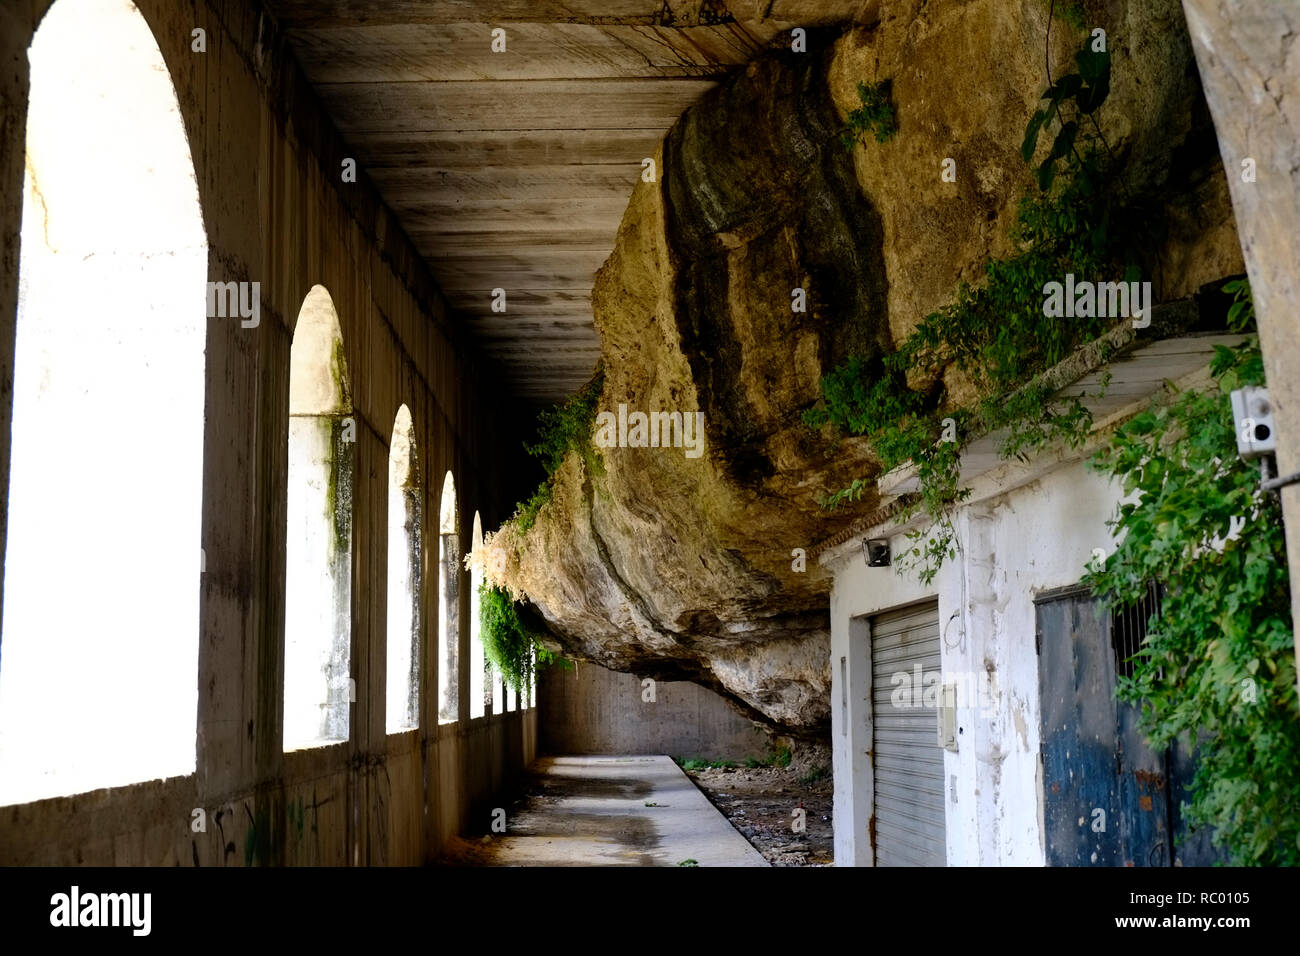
<box><xmin>437</xmin><ymin>470</ymin><xmax>459</xmax><ymax>724</ymax></box>
<box><xmin>289</xmin><ymin>284</ymin><xmax>352</xmax><ymax>416</ymax></box>
<box><xmin>0</xmin><ymin>0</ymin><xmax>208</xmax><ymax>805</ymax></box>
<box><xmin>470</xmin><ymin>512</ymin><xmax>486</xmax><ymax>719</ymax></box>
<box><xmin>386</xmin><ymin>403</ymin><xmax>422</xmax><ymax>733</ymax></box>
<box><xmin>284</xmin><ymin>283</ymin><xmax>355</xmax><ymax>751</ymax></box>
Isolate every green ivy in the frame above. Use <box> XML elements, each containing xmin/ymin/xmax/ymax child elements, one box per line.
<box><xmin>512</xmin><ymin>485</ymin><xmax>552</xmax><ymax>535</ymax></box>
<box><xmin>806</xmin><ymin>174</ymin><xmax>1123</xmax><ymax>581</ymax></box>
<box><xmin>1022</xmin><ymin>42</ymin><xmax>1111</xmax><ymax>192</ymax></box>
<box><xmin>1084</xmin><ymin>282</ymin><xmax>1300</xmax><ymax>865</ymax></box>
<box><xmin>840</xmin><ymin>79</ymin><xmax>898</xmax><ymax>150</ymax></box>
<box><xmin>808</xmin><ymin>38</ymin><xmax>1127</xmax><ymax>583</ymax></box>
<box><xmin>479</xmin><ymin>582</ymin><xmax>555</xmax><ymax>693</ymax></box>
<box><xmin>523</xmin><ymin>371</ymin><xmax>605</xmax><ymax>476</ymax></box>
<box><xmin>512</xmin><ymin>372</ymin><xmax>605</xmax><ymax>533</ymax></box>
<box><xmin>1221</xmin><ymin>277</ymin><xmax>1255</xmax><ymax>332</ymax></box>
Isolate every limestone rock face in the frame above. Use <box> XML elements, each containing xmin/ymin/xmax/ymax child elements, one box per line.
<box><xmin>484</xmin><ymin>0</ymin><xmax>1242</xmax><ymax>734</ymax></box>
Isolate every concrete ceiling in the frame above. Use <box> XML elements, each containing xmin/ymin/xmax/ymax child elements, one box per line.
<box><xmin>264</xmin><ymin>1</ymin><xmax>874</xmax><ymax>403</ymax></box>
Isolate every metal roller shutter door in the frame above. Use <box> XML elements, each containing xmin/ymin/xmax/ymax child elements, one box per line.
<box><xmin>871</xmin><ymin>600</ymin><xmax>946</xmax><ymax>866</ymax></box>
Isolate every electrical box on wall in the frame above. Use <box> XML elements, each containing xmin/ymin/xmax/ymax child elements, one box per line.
<box><xmin>1230</xmin><ymin>386</ymin><xmax>1276</xmax><ymax>460</ymax></box>
<box><xmin>938</xmin><ymin>681</ymin><xmax>958</xmax><ymax>752</ymax></box>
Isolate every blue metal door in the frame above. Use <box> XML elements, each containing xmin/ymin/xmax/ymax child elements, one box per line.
<box><xmin>1035</xmin><ymin>585</ymin><xmax>1219</xmax><ymax>866</ymax></box>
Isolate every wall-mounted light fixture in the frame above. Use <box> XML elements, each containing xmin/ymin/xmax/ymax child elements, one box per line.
<box><xmin>1230</xmin><ymin>386</ymin><xmax>1300</xmax><ymax>493</ymax></box>
<box><xmin>1230</xmin><ymin>386</ymin><xmax>1276</xmax><ymax>461</ymax></box>
<box><xmin>863</xmin><ymin>538</ymin><xmax>890</xmax><ymax>567</ymax></box>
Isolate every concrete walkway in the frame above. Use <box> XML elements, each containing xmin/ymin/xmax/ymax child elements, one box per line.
<box><xmin>459</xmin><ymin>755</ymin><xmax>768</xmax><ymax>867</ymax></box>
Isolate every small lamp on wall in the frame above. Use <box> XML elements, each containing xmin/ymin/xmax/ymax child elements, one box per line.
<box><xmin>863</xmin><ymin>538</ymin><xmax>890</xmax><ymax>568</ymax></box>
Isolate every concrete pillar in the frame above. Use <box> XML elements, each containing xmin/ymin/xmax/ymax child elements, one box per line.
<box><xmin>830</xmin><ymin>604</ymin><xmax>874</xmax><ymax>866</ymax></box>
<box><xmin>0</xmin><ymin>2</ymin><xmax>45</xmax><ymax>655</ymax></box>
<box><xmin>1180</xmin><ymin>1</ymin><xmax>1300</xmax><ymax>689</ymax></box>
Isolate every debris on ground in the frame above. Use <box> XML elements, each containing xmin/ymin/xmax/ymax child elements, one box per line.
<box><xmin>682</xmin><ymin>758</ymin><xmax>833</xmax><ymax>867</ymax></box>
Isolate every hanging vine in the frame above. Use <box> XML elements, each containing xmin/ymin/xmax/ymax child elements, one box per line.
<box><xmin>808</xmin><ymin>36</ymin><xmax>1131</xmax><ymax>583</ymax></box>
<box><xmin>1085</xmin><ymin>280</ymin><xmax>1300</xmax><ymax>865</ymax></box>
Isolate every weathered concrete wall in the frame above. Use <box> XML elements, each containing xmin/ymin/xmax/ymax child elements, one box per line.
<box><xmin>825</xmin><ymin>459</ymin><xmax>1126</xmax><ymax>867</ymax></box>
<box><xmin>539</xmin><ymin>662</ymin><xmax>770</xmax><ymax>761</ymax></box>
<box><xmin>0</xmin><ymin>0</ymin><xmax>536</xmax><ymax>864</ymax></box>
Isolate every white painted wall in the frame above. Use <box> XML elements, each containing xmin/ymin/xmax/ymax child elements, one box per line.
<box><xmin>828</xmin><ymin>460</ymin><xmax>1127</xmax><ymax>866</ymax></box>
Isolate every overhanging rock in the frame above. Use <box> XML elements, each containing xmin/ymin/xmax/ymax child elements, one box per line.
<box><xmin>482</xmin><ymin>2</ymin><xmax>1243</xmax><ymax>734</ymax></box>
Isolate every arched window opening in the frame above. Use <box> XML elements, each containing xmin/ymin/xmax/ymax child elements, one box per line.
<box><xmin>386</xmin><ymin>406</ymin><xmax>421</xmax><ymax>733</ymax></box>
<box><xmin>0</xmin><ymin>0</ymin><xmax>207</xmax><ymax>806</ymax></box>
<box><xmin>284</xmin><ymin>285</ymin><xmax>354</xmax><ymax>751</ymax></box>
<box><xmin>469</xmin><ymin>513</ymin><xmax>487</xmax><ymax>720</ymax></box>
<box><xmin>492</xmin><ymin>660</ymin><xmax>504</xmax><ymax>717</ymax></box>
<box><xmin>437</xmin><ymin>472</ymin><xmax>459</xmax><ymax>724</ymax></box>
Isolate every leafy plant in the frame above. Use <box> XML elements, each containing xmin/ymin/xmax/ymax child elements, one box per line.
<box><xmin>479</xmin><ymin>582</ymin><xmax>554</xmax><ymax>693</ymax></box>
<box><xmin>1085</xmin><ymin>282</ymin><xmax>1300</xmax><ymax>864</ymax></box>
<box><xmin>523</xmin><ymin>371</ymin><xmax>605</xmax><ymax>477</ymax></box>
<box><xmin>679</xmin><ymin>757</ymin><xmax>736</xmax><ymax>770</ymax></box>
<box><xmin>799</xmin><ymin>766</ymin><xmax>829</xmax><ymax>786</ymax></box>
<box><xmin>512</xmin><ymin>372</ymin><xmax>605</xmax><ymax>533</ymax></box>
<box><xmin>512</xmin><ymin>485</ymin><xmax>552</xmax><ymax>535</ymax></box>
<box><xmin>808</xmin><ymin>37</ymin><xmax>1131</xmax><ymax>583</ymax></box>
<box><xmin>1022</xmin><ymin>43</ymin><xmax>1111</xmax><ymax>191</ymax></box>
<box><xmin>807</xmin><ymin>177</ymin><xmax>1123</xmax><ymax>581</ymax></box>
<box><xmin>1222</xmin><ymin>277</ymin><xmax>1255</xmax><ymax>332</ymax></box>
<box><xmin>740</xmin><ymin>746</ymin><xmax>793</xmax><ymax>769</ymax></box>
<box><xmin>840</xmin><ymin>79</ymin><xmax>898</xmax><ymax>150</ymax></box>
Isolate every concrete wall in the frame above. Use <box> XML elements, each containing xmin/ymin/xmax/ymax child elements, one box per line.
<box><xmin>0</xmin><ymin>0</ymin><xmax>536</xmax><ymax>864</ymax></box>
<box><xmin>539</xmin><ymin>661</ymin><xmax>770</xmax><ymax>760</ymax></box>
<box><xmin>826</xmin><ymin>460</ymin><xmax>1126</xmax><ymax>867</ymax></box>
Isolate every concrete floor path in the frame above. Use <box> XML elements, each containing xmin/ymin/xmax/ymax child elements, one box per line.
<box><xmin>453</xmin><ymin>754</ymin><xmax>769</xmax><ymax>867</ymax></box>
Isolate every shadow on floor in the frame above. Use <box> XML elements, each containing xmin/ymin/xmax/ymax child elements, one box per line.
<box><xmin>439</xmin><ymin>754</ymin><xmax>768</xmax><ymax>867</ymax></box>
